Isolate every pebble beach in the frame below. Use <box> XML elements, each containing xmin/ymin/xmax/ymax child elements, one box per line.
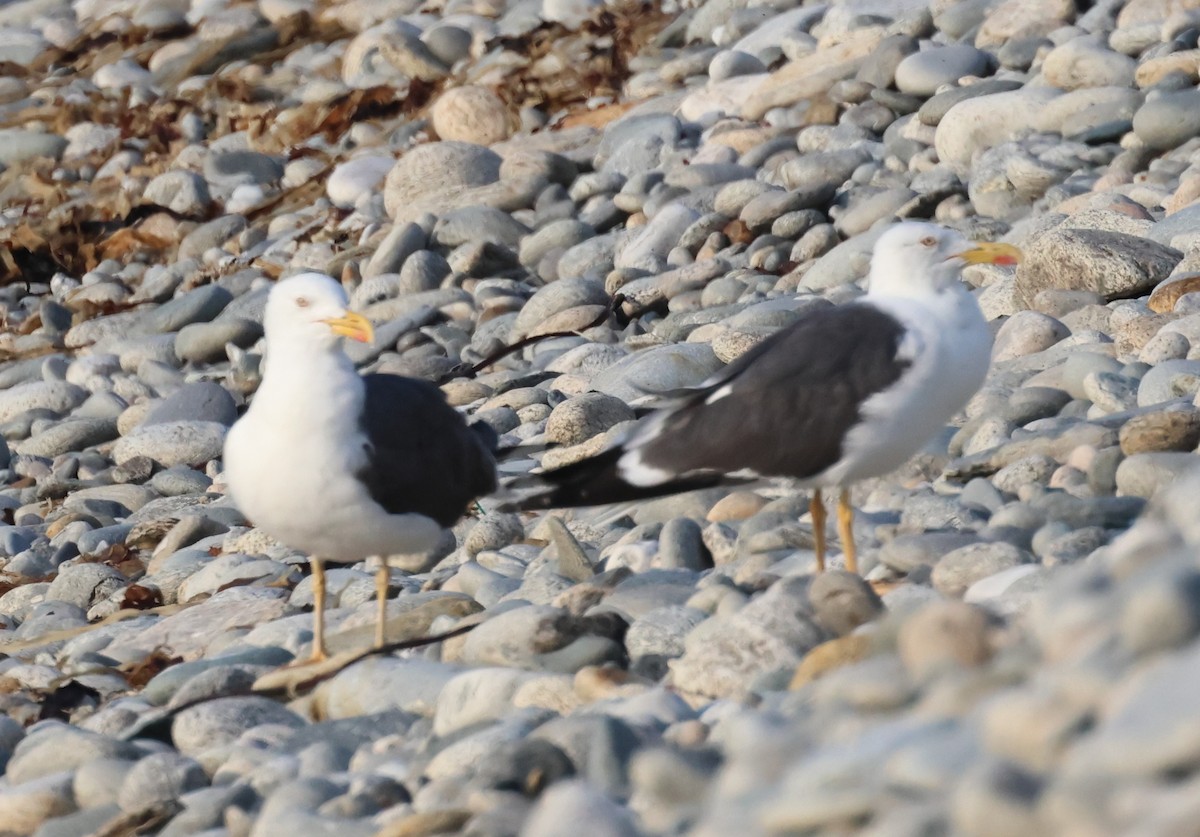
<box><xmin>4</xmin><ymin>0</ymin><xmax>1200</xmax><ymax>834</ymax></box>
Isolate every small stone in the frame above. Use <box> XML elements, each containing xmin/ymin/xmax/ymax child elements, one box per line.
<box><xmin>431</xmin><ymin>86</ymin><xmax>510</xmax><ymax>146</ymax></box>
<box><xmin>1015</xmin><ymin>227</ymin><xmax>1182</xmax><ymax>305</ymax></box>
<box><xmin>114</xmin><ymin>420</ymin><xmax>227</xmax><ymax>467</ymax></box>
<box><xmin>590</xmin><ymin>344</ymin><xmax>723</xmax><ymax>403</ymax></box>
<box><xmin>932</xmin><ymin>542</ymin><xmax>1034</xmax><ymax>598</ymax></box>
<box><xmin>7</xmin><ymin>727</ymin><xmax>140</xmax><ymax>784</ymax></box>
<box><xmin>0</xmin><ymin>772</ymin><xmax>76</xmax><ymax>834</ymax></box>
<box><xmin>0</xmin><ymin>380</ymin><xmax>87</xmax><ymax>424</ymax></box>
<box><xmin>144</xmin><ymin>171</ymin><xmax>211</xmax><ymax>216</ymax></box>
<box><xmin>521</xmin><ymin>780</ymin><xmax>640</xmax><ymax>837</ymax></box>
<box><xmin>45</xmin><ymin>563</ymin><xmax>126</xmax><ymax>610</ymax></box>
<box><xmin>143</xmin><ymin>382</ymin><xmax>238</xmax><ymax>428</ymax></box>
<box><xmin>1041</xmin><ymin>38</ymin><xmax>1136</xmax><ymax>90</ymax></box>
<box><xmin>992</xmin><ymin>311</ymin><xmax>1069</xmax><ymax>361</ymax></box>
<box><xmin>545</xmin><ymin>393</ymin><xmax>635</xmax><ymax>446</ymax></box>
<box><xmin>512</xmin><ymin>277</ymin><xmax>608</xmax><ymax>340</ymax></box>
<box><xmin>1115</xmin><ymin>452</ymin><xmax>1200</xmax><ymax>498</ymax></box>
<box><xmin>1133</xmin><ymin>89</ymin><xmax>1200</xmax><ymax>152</ymax></box>
<box><xmin>175</xmin><ymin>318</ymin><xmax>262</xmax><ymax>364</ymax></box>
<box><xmin>172</xmin><ymin>696</ymin><xmax>306</xmax><ymax>756</ymax></box>
<box><xmin>0</xmin><ymin>129</ymin><xmax>67</xmax><ymax>165</ymax></box>
<box><xmin>1149</xmin><ymin>273</ymin><xmax>1200</xmax><ymax>313</ymax></box>
<box><xmin>117</xmin><ymin>752</ymin><xmax>208</xmax><ymax>814</ymax></box>
<box><xmin>897</xmin><ymin>600</ymin><xmax>993</xmax><ymax>680</ymax></box>
<box><xmin>327</xmin><ymin>154</ymin><xmax>394</xmax><ymax>209</ymax></box>
<box><xmin>894</xmin><ymin>45</ymin><xmax>992</xmax><ymax>95</ymax></box>
<box><xmin>1120</xmin><ymin>408</ymin><xmax>1200</xmax><ymax>454</ymax></box>
<box><xmin>808</xmin><ymin>571</ymin><xmax>883</xmax><ymax>637</ymax></box>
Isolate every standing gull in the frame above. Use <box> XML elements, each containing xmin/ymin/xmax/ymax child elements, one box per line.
<box><xmin>508</xmin><ymin>222</ymin><xmax>1020</xmax><ymax>572</ymax></box>
<box><xmin>224</xmin><ymin>273</ymin><xmax>498</xmax><ymax>662</ymax></box>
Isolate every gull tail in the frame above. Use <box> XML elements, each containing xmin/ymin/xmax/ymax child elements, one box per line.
<box><xmin>497</xmin><ymin>445</ymin><xmax>726</xmax><ymax>512</ymax></box>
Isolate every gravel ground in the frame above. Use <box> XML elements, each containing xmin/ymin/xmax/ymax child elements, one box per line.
<box><xmin>4</xmin><ymin>0</ymin><xmax>1200</xmax><ymax>834</ymax></box>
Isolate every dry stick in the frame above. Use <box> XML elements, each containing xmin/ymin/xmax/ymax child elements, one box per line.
<box><xmin>118</xmin><ymin>622</ymin><xmax>479</xmax><ymax>742</ymax></box>
<box><xmin>438</xmin><ymin>292</ymin><xmax>629</xmax><ymax>384</ymax></box>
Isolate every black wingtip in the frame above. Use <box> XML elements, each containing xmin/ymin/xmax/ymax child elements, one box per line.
<box><xmin>498</xmin><ymin>445</ymin><xmax>731</xmax><ymax>512</ymax></box>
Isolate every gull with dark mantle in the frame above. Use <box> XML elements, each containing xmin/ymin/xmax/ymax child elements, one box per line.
<box><xmin>508</xmin><ymin>222</ymin><xmax>1020</xmax><ymax>573</ymax></box>
<box><xmin>224</xmin><ymin>273</ymin><xmax>498</xmax><ymax>663</ymax></box>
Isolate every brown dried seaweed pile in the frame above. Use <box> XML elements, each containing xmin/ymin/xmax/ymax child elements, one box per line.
<box><xmin>0</xmin><ymin>0</ymin><xmax>668</xmax><ymax>296</ymax></box>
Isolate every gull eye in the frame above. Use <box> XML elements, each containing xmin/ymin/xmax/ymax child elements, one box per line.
<box><xmin>295</xmin><ymin>297</ymin><xmax>310</xmax><ymax>308</ymax></box>
<box><xmin>920</xmin><ymin>236</ymin><xmax>937</xmax><ymax>247</ymax></box>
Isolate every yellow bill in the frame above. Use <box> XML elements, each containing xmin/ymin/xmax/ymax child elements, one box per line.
<box><xmin>957</xmin><ymin>241</ymin><xmax>1022</xmax><ymax>266</ymax></box>
<box><xmin>324</xmin><ymin>311</ymin><xmax>375</xmax><ymax>343</ymax></box>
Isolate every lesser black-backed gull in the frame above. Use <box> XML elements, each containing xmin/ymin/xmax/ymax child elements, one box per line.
<box><xmin>223</xmin><ymin>273</ymin><xmax>498</xmax><ymax>662</ymax></box>
<box><xmin>510</xmin><ymin>222</ymin><xmax>1020</xmax><ymax>573</ymax></box>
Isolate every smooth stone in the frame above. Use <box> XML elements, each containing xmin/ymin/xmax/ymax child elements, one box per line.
<box><xmin>625</xmin><ymin>605</ymin><xmax>707</xmax><ymax>664</ymax></box>
<box><xmin>311</xmin><ymin>658</ymin><xmax>464</xmax><ymax>718</ymax></box>
<box><xmin>894</xmin><ymin>45</ymin><xmax>992</xmax><ymax>96</ymax></box>
<box><xmin>1016</xmin><ymin>228</ymin><xmax>1182</xmax><ymax>305</ymax></box>
<box><xmin>143</xmin><ymin>381</ymin><xmax>238</xmax><ymax>427</ymax></box>
<box><xmin>992</xmin><ymin>312</ymin><xmax>1069</xmax><ymax>361</ymax></box>
<box><xmin>669</xmin><ymin>580</ymin><xmax>824</xmax><ymax>700</ymax></box>
<box><xmin>433</xmin><ymin>205</ymin><xmax>529</xmax><ymax>249</ymax></box>
<box><xmin>327</xmin><ymin>154</ymin><xmax>393</xmax><ymax>209</ymax></box>
<box><xmin>142</xmin><ymin>647</ymin><xmax>295</xmax><ymax>706</ymax></box>
<box><xmin>32</xmin><ymin>803</ymin><xmax>121</xmax><ymax>837</ymax></box>
<box><xmin>143</xmin><ymin>170</ymin><xmax>211</xmax><ymax>216</ymax></box>
<box><xmin>545</xmin><ymin>393</ymin><xmax>635</xmax><ymax>446</ymax></box>
<box><xmin>1062</xmin><ymin>640</ymin><xmax>1200</xmax><ymax>777</ymax></box>
<box><xmin>0</xmin><ymin>129</ymin><xmax>67</xmax><ymax>165</ymax></box>
<box><xmin>383</xmin><ymin>141</ymin><xmax>502</xmax><ymax>222</ymax></box>
<box><xmin>935</xmin><ymin>87</ymin><xmax>1061</xmax><ymax>171</ymax></box>
<box><xmin>1133</xmin><ymin>89</ymin><xmax>1200</xmax><ymax>151</ymax></box>
<box><xmin>175</xmin><ymin>318</ymin><xmax>262</xmax><ymax>364</ymax></box>
<box><xmin>0</xmin><ymin>381</ymin><xmax>87</xmax><ymax>423</ymax></box>
<box><xmin>1115</xmin><ymin>452</ymin><xmax>1200</xmax><ymax>498</ymax></box>
<box><xmin>15</xmin><ymin>418</ymin><xmax>119</xmax><ymax>457</ymax></box>
<box><xmin>172</xmin><ymin>697</ymin><xmax>306</xmax><ymax>756</ymax></box>
<box><xmin>616</xmin><ymin>204</ymin><xmax>702</xmax><ymax>272</ymax></box>
<box><xmin>917</xmin><ymin>79</ymin><xmax>1025</xmax><ymax>127</ymax></box>
<box><xmin>897</xmin><ymin>600</ymin><xmax>992</xmax><ymax>680</ymax></box>
<box><xmin>204</xmin><ymin>150</ymin><xmax>284</xmax><ymax>187</ymax></box>
<box><xmin>113</xmin><ymin>420</ymin><xmax>227</xmax><ymax>467</ymax></box>
<box><xmin>512</xmin><ymin>277</ymin><xmax>608</xmax><ymax>340</ymax></box>
<box><xmin>0</xmin><ymin>772</ymin><xmax>76</xmax><ymax>835</ymax></box>
<box><xmin>1139</xmin><ymin>359</ymin><xmax>1200</xmax><ymax>405</ymax></box>
<box><xmin>117</xmin><ymin>751</ymin><xmax>208</xmax><ymax>814</ymax></box>
<box><xmin>1041</xmin><ymin>37</ymin><xmax>1136</xmax><ymax>90</ymax></box>
<box><xmin>931</xmin><ymin>542</ymin><xmax>1034</xmax><ymax>598</ymax></box>
<box><xmin>178</xmin><ymin>215</ymin><xmax>247</xmax><ymax>261</ymax></box>
<box><xmin>590</xmin><ymin>344</ymin><xmax>723</xmax><ymax>403</ymax></box>
<box><xmin>7</xmin><ymin>727</ymin><xmax>140</xmax><ymax>784</ymax></box>
<box><xmin>1119</xmin><ymin>408</ymin><xmax>1200</xmax><ymax>454</ymax></box>
<box><xmin>521</xmin><ymin>780</ymin><xmax>640</xmax><ymax>837</ymax></box>
<box><xmin>44</xmin><ymin>563</ymin><xmax>126</xmax><ymax>610</ymax></box>
<box><xmin>880</xmin><ymin>531</ymin><xmax>981</xmax><ymax>573</ymax></box>
<box><xmin>431</xmin><ymin>85</ymin><xmax>510</xmax><ymax>145</ymax></box>
<box><xmin>1119</xmin><ymin>566</ymin><xmax>1200</xmax><ymax>656</ymax></box>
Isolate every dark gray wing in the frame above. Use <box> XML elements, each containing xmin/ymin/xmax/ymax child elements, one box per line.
<box><xmin>358</xmin><ymin>373</ymin><xmax>498</xmax><ymax>527</ymax></box>
<box><xmin>512</xmin><ymin>302</ymin><xmax>911</xmax><ymax>510</ymax></box>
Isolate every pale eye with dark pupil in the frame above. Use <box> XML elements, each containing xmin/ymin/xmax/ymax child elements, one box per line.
<box><xmin>296</xmin><ymin>298</ymin><xmax>310</xmax><ymax>308</ymax></box>
<box><xmin>920</xmin><ymin>237</ymin><xmax>937</xmax><ymax>247</ymax></box>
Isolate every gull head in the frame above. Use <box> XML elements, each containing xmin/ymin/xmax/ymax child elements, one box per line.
<box><xmin>867</xmin><ymin>222</ymin><xmax>1021</xmax><ymax>298</ymax></box>
<box><xmin>264</xmin><ymin>272</ymin><xmax>375</xmax><ymax>349</ymax></box>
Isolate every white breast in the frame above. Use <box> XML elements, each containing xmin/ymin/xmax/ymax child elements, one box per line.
<box><xmin>820</xmin><ymin>287</ymin><xmax>991</xmax><ymax>486</ymax></box>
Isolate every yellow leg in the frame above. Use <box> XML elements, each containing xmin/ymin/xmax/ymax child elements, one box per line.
<box><xmin>310</xmin><ymin>557</ymin><xmax>328</xmax><ymax>662</ymax></box>
<box><xmin>837</xmin><ymin>489</ymin><xmax>857</xmax><ymax>574</ymax></box>
<box><xmin>375</xmin><ymin>560</ymin><xmax>389</xmax><ymax>649</ymax></box>
<box><xmin>810</xmin><ymin>490</ymin><xmax>827</xmax><ymax>573</ymax></box>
